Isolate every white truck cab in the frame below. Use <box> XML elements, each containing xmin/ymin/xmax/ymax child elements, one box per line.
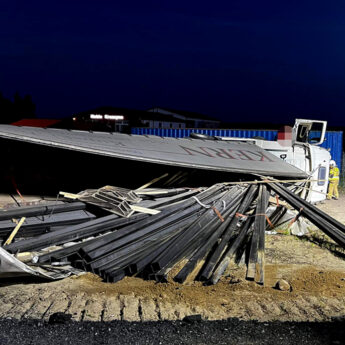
<box><xmin>218</xmin><ymin>119</ymin><xmax>331</xmax><ymax>203</ymax></box>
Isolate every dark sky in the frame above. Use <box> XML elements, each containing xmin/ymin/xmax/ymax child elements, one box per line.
<box><xmin>1</xmin><ymin>1</ymin><xmax>345</xmax><ymax>126</ymax></box>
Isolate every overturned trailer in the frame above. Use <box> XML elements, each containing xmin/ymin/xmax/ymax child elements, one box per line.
<box><xmin>0</xmin><ymin>124</ymin><xmax>337</xmax><ymax>283</ymax></box>
<box><xmin>0</xmin><ymin>124</ymin><xmax>306</xmax><ymax>179</ymax></box>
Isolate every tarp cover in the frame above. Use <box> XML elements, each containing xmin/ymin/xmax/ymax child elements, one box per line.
<box><xmin>0</xmin><ymin>125</ymin><xmax>306</xmax><ymax>177</ymax></box>
<box><xmin>0</xmin><ymin>247</ymin><xmax>78</xmax><ymax>279</ymax></box>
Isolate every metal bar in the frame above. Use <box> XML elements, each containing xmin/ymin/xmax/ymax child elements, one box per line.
<box><xmin>173</xmin><ymin>210</ymin><xmax>236</xmax><ymax>284</ymax></box>
<box><xmin>0</xmin><ymin>210</ymin><xmax>96</xmax><ymax>237</ymax></box>
<box><xmin>136</xmin><ymin>188</ymin><xmax>189</xmax><ymax>198</ymax></box>
<box><xmin>106</xmin><ymin>270</ymin><xmax>125</xmax><ymax>283</ymax></box>
<box><xmin>127</xmin><ymin>236</ymin><xmax>177</xmax><ymax>275</ymax></box>
<box><xmin>267</xmin><ymin>182</ymin><xmax>345</xmax><ymax>247</ymax></box>
<box><xmin>256</xmin><ymin>185</ymin><xmax>270</xmax><ymax>284</ymax></box>
<box><xmin>88</xmin><ymin>210</ymin><xmax>205</xmax><ymax>272</ymax></box>
<box><xmin>100</xmin><ymin>232</ymin><xmax>183</xmax><ymax>279</ymax></box>
<box><xmin>79</xmin><ymin>185</ymin><xmax>227</xmax><ymax>261</ymax></box>
<box><xmin>266</xmin><ymin>205</ymin><xmax>287</xmax><ymax>230</ymax></box>
<box><xmin>0</xmin><ymin>202</ymin><xmax>86</xmax><ymax>221</ymax></box>
<box><xmin>198</xmin><ymin>185</ymin><xmax>258</xmax><ymax>281</ymax></box>
<box><xmin>101</xmin><ymin>238</ymin><xmax>174</xmax><ymax>280</ymax></box>
<box><xmin>150</xmin><ymin>187</ymin><xmax>245</xmax><ymax>273</ymax></box>
<box><xmin>37</xmin><ymin>236</ymin><xmax>103</xmax><ymax>263</ymax></box>
<box><xmin>246</xmin><ymin>185</ymin><xmax>267</xmax><ymax>281</ymax></box>
<box><xmin>171</xmin><ymin>191</ymin><xmax>249</xmax><ymax>284</ymax></box>
<box><xmin>85</xmin><ymin>202</ymin><xmax>209</xmax><ymax>264</ymax></box>
<box><xmin>103</xmin><ymin>212</ymin><xmax>218</xmax><ymax>282</ymax></box>
<box><xmin>268</xmin><ymin>180</ymin><xmax>345</xmax><ymax>234</ymax></box>
<box><xmin>210</xmin><ymin>218</ymin><xmax>254</xmax><ymax>284</ymax></box>
<box><xmin>79</xmin><ymin>184</ymin><xmax>224</xmax><ymax>258</ymax></box>
<box><xmin>5</xmin><ymin>213</ymin><xmax>148</xmax><ymax>253</ymax></box>
<box><xmin>137</xmin><ymin>189</ymin><xmax>200</xmax><ymax>210</ymax></box>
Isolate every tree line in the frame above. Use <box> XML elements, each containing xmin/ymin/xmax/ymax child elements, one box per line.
<box><xmin>0</xmin><ymin>92</ymin><xmax>36</xmax><ymax>124</ymax></box>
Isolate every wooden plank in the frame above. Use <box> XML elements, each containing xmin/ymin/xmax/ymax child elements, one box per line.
<box><xmin>4</xmin><ymin>217</ymin><xmax>26</xmax><ymax>245</ymax></box>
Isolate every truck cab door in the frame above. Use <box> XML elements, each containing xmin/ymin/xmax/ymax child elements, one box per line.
<box><xmin>292</xmin><ymin>119</ymin><xmax>327</xmax><ymax>146</ymax></box>
<box><xmin>292</xmin><ymin>119</ymin><xmax>330</xmax><ymax>204</ymax></box>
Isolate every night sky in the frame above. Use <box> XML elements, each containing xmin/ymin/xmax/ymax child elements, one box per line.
<box><xmin>1</xmin><ymin>1</ymin><xmax>345</xmax><ymax>126</ymax></box>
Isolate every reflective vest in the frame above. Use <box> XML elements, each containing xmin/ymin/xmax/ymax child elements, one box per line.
<box><xmin>329</xmin><ymin>166</ymin><xmax>340</xmax><ymax>181</ymax></box>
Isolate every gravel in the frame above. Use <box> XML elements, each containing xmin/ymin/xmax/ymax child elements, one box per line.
<box><xmin>0</xmin><ymin>317</ymin><xmax>343</xmax><ymax>345</ymax></box>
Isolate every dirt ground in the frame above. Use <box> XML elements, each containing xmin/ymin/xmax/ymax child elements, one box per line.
<box><xmin>0</xmin><ymin>194</ymin><xmax>345</xmax><ymax>323</ymax></box>
<box><xmin>317</xmin><ymin>194</ymin><xmax>345</xmax><ymax>223</ymax></box>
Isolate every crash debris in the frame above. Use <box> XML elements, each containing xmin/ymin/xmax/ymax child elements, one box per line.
<box><xmin>1</xmin><ymin>181</ymin><xmax>345</xmax><ymax>286</ymax></box>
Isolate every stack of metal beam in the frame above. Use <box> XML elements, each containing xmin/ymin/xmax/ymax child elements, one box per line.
<box><xmin>0</xmin><ymin>202</ymin><xmax>95</xmax><ymax>240</ymax></box>
<box><xmin>2</xmin><ymin>181</ymin><xmax>345</xmax><ymax>286</ymax></box>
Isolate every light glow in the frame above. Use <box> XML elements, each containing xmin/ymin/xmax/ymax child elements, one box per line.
<box><xmin>90</xmin><ymin>114</ymin><xmax>103</xmax><ymax>119</ymax></box>
<box><xmin>104</xmin><ymin>114</ymin><xmax>124</xmax><ymax>120</ymax></box>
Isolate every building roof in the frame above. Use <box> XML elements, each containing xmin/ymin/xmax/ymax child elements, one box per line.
<box><xmin>139</xmin><ymin>112</ymin><xmax>184</xmax><ymax>123</ymax></box>
<box><xmin>148</xmin><ymin>107</ymin><xmax>220</xmax><ymax>122</ymax></box>
<box><xmin>11</xmin><ymin>119</ymin><xmax>61</xmax><ymax>128</ymax></box>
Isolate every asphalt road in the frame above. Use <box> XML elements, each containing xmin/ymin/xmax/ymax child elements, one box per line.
<box><xmin>0</xmin><ymin>317</ymin><xmax>343</xmax><ymax>345</ymax></box>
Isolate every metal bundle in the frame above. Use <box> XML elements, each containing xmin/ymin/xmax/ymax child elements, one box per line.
<box><xmin>0</xmin><ymin>210</ymin><xmax>96</xmax><ymax>239</ymax></box>
<box><xmin>2</xmin><ymin>181</ymin><xmax>345</xmax><ymax>286</ymax></box>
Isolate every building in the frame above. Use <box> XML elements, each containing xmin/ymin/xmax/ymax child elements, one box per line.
<box><xmin>139</xmin><ymin>111</ymin><xmax>186</xmax><ymax>129</ymax></box>
<box><xmin>70</xmin><ymin>107</ymin><xmax>137</xmax><ymax>132</ymax></box>
<box><xmin>147</xmin><ymin>107</ymin><xmax>221</xmax><ymax>128</ymax></box>
<box><xmin>69</xmin><ymin>106</ymin><xmax>220</xmax><ymax>132</ymax></box>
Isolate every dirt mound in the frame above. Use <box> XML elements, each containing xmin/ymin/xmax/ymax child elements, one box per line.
<box><xmin>1</xmin><ymin>261</ymin><xmax>344</xmax><ymax>322</ymax></box>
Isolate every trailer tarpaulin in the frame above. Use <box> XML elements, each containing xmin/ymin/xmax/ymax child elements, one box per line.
<box><xmin>0</xmin><ymin>125</ymin><xmax>306</xmax><ymax>177</ymax></box>
<box><xmin>0</xmin><ymin>247</ymin><xmax>79</xmax><ymax>279</ymax></box>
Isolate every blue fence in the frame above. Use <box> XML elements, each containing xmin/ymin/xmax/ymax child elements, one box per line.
<box><xmin>131</xmin><ymin>127</ymin><xmax>343</xmax><ymax>169</ymax></box>
<box><xmin>321</xmin><ymin>131</ymin><xmax>343</xmax><ymax>169</ymax></box>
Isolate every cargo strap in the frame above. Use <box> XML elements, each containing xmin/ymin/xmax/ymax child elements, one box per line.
<box><xmin>288</xmin><ymin>207</ymin><xmax>304</xmax><ymax>228</ymax></box>
<box><xmin>236</xmin><ymin>212</ymin><xmax>274</xmax><ymax>229</ymax></box>
<box><xmin>212</xmin><ymin>207</ymin><xmax>224</xmax><ymax>222</ymax></box>
<box><xmin>192</xmin><ymin>196</ymin><xmax>224</xmax><ymax>222</ymax></box>
<box><xmin>11</xmin><ymin>176</ymin><xmax>25</xmax><ymax>201</ymax></box>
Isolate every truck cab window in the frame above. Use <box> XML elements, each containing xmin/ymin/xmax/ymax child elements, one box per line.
<box><xmin>296</xmin><ymin>125</ymin><xmax>309</xmax><ymax>143</ymax></box>
<box><xmin>318</xmin><ymin>166</ymin><xmax>326</xmax><ymax>186</ymax></box>
<box><xmin>308</xmin><ymin>122</ymin><xmax>323</xmax><ymax>144</ymax></box>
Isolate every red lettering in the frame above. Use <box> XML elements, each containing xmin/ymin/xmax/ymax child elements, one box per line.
<box><xmin>238</xmin><ymin>150</ymin><xmax>274</xmax><ymax>162</ymax></box>
<box><xmin>208</xmin><ymin>148</ymin><xmax>237</xmax><ymax>159</ymax></box>
<box><xmin>235</xmin><ymin>150</ymin><xmax>255</xmax><ymax>161</ymax></box>
<box><xmin>179</xmin><ymin>146</ymin><xmax>215</xmax><ymax>157</ymax></box>
<box><xmin>179</xmin><ymin>145</ymin><xmax>275</xmax><ymax>162</ymax></box>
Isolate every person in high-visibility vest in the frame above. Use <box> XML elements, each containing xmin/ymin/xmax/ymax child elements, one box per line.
<box><xmin>327</xmin><ymin>160</ymin><xmax>340</xmax><ymax>200</ymax></box>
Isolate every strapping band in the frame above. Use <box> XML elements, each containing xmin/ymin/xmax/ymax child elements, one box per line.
<box><xmin>192</xmin><ymin>196</ymin><xmax>212</xmax><ymax>209</ymax></box>
<box><xmin>236</xmin><ymin>212</ymin><xmax>273</xmax><ymax>228</ymax></box>
<box><xmin>288</xmin><ymin>207</ymin><xmax>304</xmax><ymax>227</ymax></box>
<box><xmin>192</xmin><ymin>196</ymin><xmax>224</xmax><ymax>222</ymax></box>
<box><xmin>212</xmin><ymin>207</ymin><xmax>224</xmax><ymax>222</ymax></box>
